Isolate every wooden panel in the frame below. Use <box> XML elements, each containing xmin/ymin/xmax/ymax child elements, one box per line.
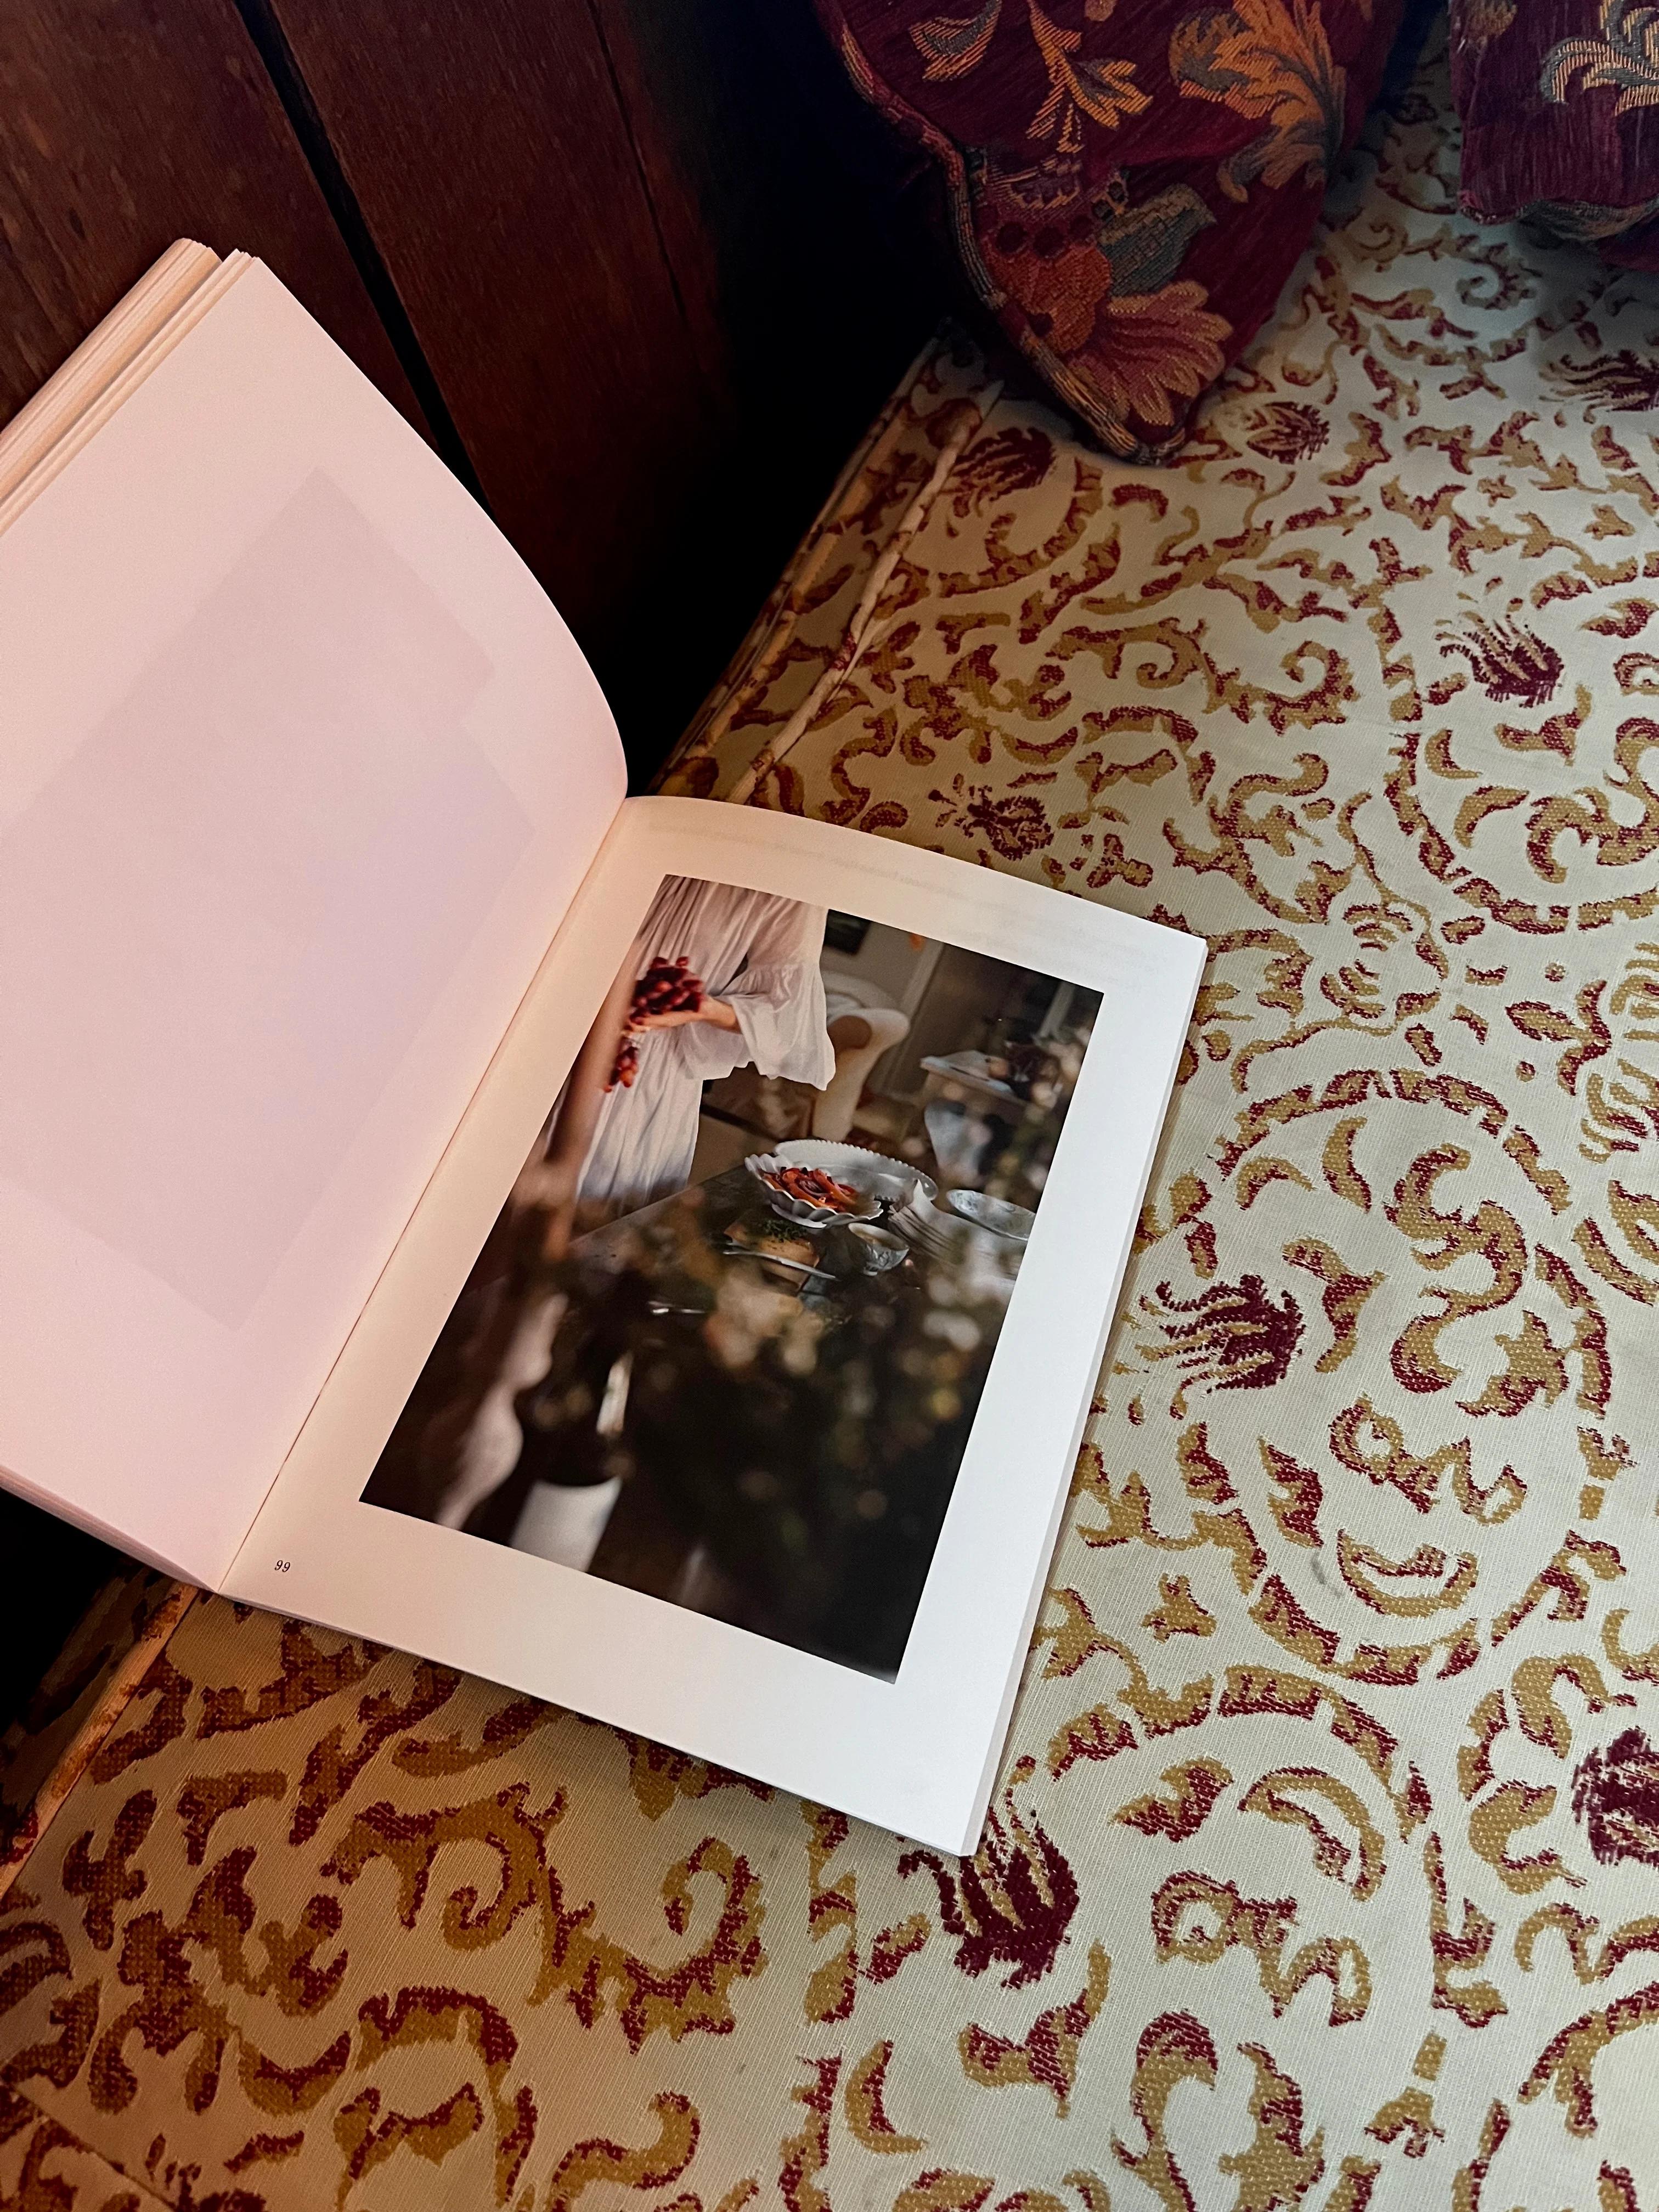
<box><xmin>263</xmin><ymin>0</ymin><xmax>943</xmax><ymax>771</ymax></box>
<box><xmin>266</xmin><ymin>0</ymin><xmax>723</xmax><ymax>755</ymax></box>
<box><xmin>590</xmin><ymin>0</ymin><xmax>947</xmax><ymax>726</ymax></box>
<box><xmin>0</xmin><ymin>0</ymin><xmax>421</xmax><ymax>432</ymax></box>
<box><xmin>0</xmin><ymin>1495</ymin><xmax>120</xmax><ymax>1740</ymax></box>
<box><xmin>594</xmin><ymin>0</ymin><xmax>938</xmax><ymax>428</ymax></box>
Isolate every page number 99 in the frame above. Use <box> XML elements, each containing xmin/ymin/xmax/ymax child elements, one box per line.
<box><xmin>274</xmin><ymin>1559</ymin><xmax>291</xmax><ymax>1573</ymax></box>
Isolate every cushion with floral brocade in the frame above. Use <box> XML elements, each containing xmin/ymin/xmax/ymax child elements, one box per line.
<box><xmin>816</xmin><ymin>0</ymin><xmax>1407</xmax><ymax>460</ymax></box>
<box><xmin>1449</xmin><ymin>0</ymin><xmax>1659</xmax><ymax>269</ymax></box>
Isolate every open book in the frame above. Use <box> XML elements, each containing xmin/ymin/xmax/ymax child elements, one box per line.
<box><xmin>0</xmin><ymin>245</ymin><xmax>1204</xmax><ymax>1853</ymax></box>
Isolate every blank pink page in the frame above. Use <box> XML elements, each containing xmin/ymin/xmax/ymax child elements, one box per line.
<box><xmin>0</xmin><ymin>473</ymin><xmax>524</xmax><ymax>1326</ymax></box>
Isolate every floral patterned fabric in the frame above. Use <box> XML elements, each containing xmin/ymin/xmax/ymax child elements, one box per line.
<box><xmin>816</xmin><ymin>0</ymin><xmax>1407</xmax><ymax>459</ymax></box>
<box><xmin>1450</xmin><ymin>0</ymin><xmax>1659</xmax><ymax>268</ymax></box>
<box><xmin>4</xmin><ymin>32</ymin><xmax>1659</xmax><ymax>2209</ymax></box>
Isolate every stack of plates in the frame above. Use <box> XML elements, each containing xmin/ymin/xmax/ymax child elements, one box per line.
<box><xmin>890</xmin><ymin>1198</ymin><xmax>969</xmax><ymax>1261</ymax></box>
<box><xmin>944</xmin><ymin>1188</ymin><xmax>1035</xmax><ymax>1246</ymax></box>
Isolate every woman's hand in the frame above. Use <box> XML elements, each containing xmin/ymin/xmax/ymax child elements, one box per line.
<box><xmin>633</xmin><ymin>996</ymin><xmax>740</xmax><ymax>1034</ymax></box>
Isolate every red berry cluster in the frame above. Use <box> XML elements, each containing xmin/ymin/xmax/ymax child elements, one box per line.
<box><xmin>631</xmin><ymin>956</ymin><xmax>704</xmax><ymax>1021</ymax></box>
<box><xmin>607</xmin><ymin>957</ymin><xmax>704</xmax><ymax>1090</ymax></box>
<box><xmin>762</xmin><ymin>1164</ymin><xmax>861</xmax><ymax>1213</ymax></box>
<box><xmin>608</xmin><ymin>1036</ymin><xmax>641</xmax><ymax>1091</ymax></box>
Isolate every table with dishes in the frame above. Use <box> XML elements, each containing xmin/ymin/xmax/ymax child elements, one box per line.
<box><xmin>478</xmin><ymin>1141</ymin><xmax>1031</xmax><ymax>1675</ymax></box>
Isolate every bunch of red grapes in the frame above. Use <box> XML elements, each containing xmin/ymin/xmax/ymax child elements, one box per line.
<box><xmin>607</xmin><ymin>957</ymin><xmax>704</xmax><ymax>1090</ymax></box>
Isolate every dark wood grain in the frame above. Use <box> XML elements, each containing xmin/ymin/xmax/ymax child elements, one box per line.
<box><xmin>589</xmin><ymin>0</ymin><xmax>949</xmax><ymax>737</ymax></box>
<box><xmin>0</xmin><ymin>1494</ymin><xmax>123</xmax><ymax>1742</ymax></box>
<box><xmin>264</xmin><ymin>0</ymin><xmax>944</xmax><ymax>772</ymax></box>
<box><xmin>266</xmin><ymin>0</ymin><xmax>723</xmax><ymax>746</ymax></box>
<box><xmin>0</xmin><ymin>0</ymin><xmax>422</xmax><ymax>433</ymax></box>
<box><xmin>592</xmin><ymin>0</ymin><xmax>940</xmax><ymax>431</ymax></box>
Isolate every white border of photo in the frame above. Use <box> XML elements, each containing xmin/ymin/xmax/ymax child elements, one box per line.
<box><xmin>224</xmin><ymin>797</ymin><xmax>1205</xmax><ymax>1853</ymax></box>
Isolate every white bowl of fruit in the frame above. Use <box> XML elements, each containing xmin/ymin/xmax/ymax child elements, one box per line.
<box><xmin>744</xmin><ymin>1153</ymin><xmax>882</xmax><ymax>1228</ymax></box>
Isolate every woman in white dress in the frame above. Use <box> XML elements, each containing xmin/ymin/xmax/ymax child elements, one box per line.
<box><xmin>526</xmin><ymin>875</ymin><xmax>836</xmax><ymax>1247</ymax></box>
<box><xmin>436</xmin><ymin>879</ymin><xmax>835</xmax><ymax>1550</ymax></box>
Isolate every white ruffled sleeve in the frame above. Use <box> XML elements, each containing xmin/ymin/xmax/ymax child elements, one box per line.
<box><xmin>670</xmin><ymin>898</ymin><xmax>836</xmax><ymax>1087</ymax></box>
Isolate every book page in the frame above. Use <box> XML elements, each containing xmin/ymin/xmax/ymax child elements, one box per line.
<box><xmin>225</xmin><ymin>799</ymin><xmax>1204</xmax><ymax>1850</ymax></box>
<box><xmin>0</xmin><ymin>261</ymin><xmax>626</xmax><ymax>1582</ymax></box>
<box><xmin>0</xmin><ymin>239</ymin><xmax>225</xmax><ymax>516</ymax></box>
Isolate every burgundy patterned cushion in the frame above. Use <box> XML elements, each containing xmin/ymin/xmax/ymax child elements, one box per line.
<box><xmin>1450</xmin><ymin>0</ymin><xmax>1659</xmax><ymax>268</ymax></box>
<box><xmin>818</xmin><ymin>0</ymin><xmax>1407</xmax><ymax>459</ymax></box>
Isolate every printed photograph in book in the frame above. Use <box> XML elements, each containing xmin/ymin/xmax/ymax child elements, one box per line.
<box><xmin>362</xmin><ymin>873</ymin><xmax>1100</xmax><ymax>1679</ymax></box>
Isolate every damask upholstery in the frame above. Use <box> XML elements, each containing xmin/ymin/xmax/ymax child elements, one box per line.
<box><xmin>816</xmin><ymin>0</ymin><xmax>1408</xmax><ymax>459</ymax></box>
<box><xmin>1451</xmin><ymin>0</ymin><xmax>1659</xmax><ymax>268</ymax></box>
<box><xmin>3</xmin><ymin>30</ymin><xmax>1659</xmax><ymax>2209</ymax></box>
